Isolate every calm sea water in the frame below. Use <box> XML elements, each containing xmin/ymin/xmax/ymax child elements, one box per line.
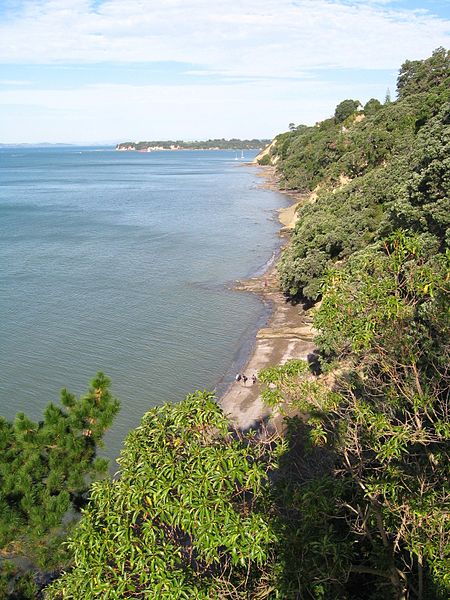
<box><xmin>0</xmin><ymin>147</ymin><xmax>286</xmax><ymax>459</ymax></box>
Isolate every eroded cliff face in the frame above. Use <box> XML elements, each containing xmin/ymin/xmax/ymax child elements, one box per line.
<box><xmin>254</xmin><ymin>138</ymin><xmax>278</xmax><ymax>164</ymax></box>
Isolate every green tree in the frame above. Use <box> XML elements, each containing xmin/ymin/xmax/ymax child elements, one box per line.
<box><xmin>260</xmin><ymin>233</ymin><xmax>449</xmax><ymax>599</ymax></box>
<box><xmin>363</xmin><ymin>98</ymin><xmax>382</xmax><ymax>116</ymax></box>
<box><xmin>276</xmin><ymin>50</ymin><xmax>449</xmax><ymax>300</ymax></box>
<box><xmin>314</xmin><ymin>233</ymin><xmax>450</xmax><ymax>598</ymax></box>
<box><xmin>397</xmin><ymin>47</ymin><xmax>449</xmax><ymax>100</ymax></box>
<box><xmin>0</xmin><ymin>373</ymin><xmax>120</xmax><ymax>597</ymax></box>
<box><xmin>46</xmin><ymin>392</ymin><xmax>281</xmax><ymax>599</ymax></box>
<box><xmin>334</xmin><ymin>99</ymin><xmax>360</xmax><ymax>123</ymax></box>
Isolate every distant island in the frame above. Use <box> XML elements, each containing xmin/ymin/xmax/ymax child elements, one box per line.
<box><xmin>116</xmin><ymin>138</ymin><xmax>271</xmax><ymax>152</ymax></box>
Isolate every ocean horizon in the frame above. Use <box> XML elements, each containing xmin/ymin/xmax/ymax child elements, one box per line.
<box><xmin>0</xmin><ymin>146</ymin><xmax>287</xmax><ymax>460</ymax></box>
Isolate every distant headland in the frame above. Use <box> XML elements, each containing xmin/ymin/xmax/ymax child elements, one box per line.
<box><xmin>116</xmin><ymin>138</ymin><xmax>271</xmax><ymax>152</ymax></box>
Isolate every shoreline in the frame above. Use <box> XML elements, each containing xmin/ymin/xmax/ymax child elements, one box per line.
<box><xmin>218</xmin><ymin>165</ymin><xmax>316</xmax><ymax>431</ymax></box>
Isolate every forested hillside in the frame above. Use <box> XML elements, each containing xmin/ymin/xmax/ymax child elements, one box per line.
<box><xmin>268</xmin><ymin>47</ymin><xmax>449</xmax><ymax>301</ymax></box>
<box><xmin>42</xmin><ymin>49</ymin><xmax>449</xmax><ymax>599</ymax></box>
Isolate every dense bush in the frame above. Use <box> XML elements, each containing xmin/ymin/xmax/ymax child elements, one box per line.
<box><xmin>46</xmin><ymin>392</ymin><xmax>281</xmax><ymax>599</ymax></box>
<box><xmin>259</xmin><ymin>232</ymin><xmax>450</xmax><ymax>598</ymax></box>
<box><xmin>277</xmin><ymin>49</ymin><xmax>449</xmax><ymax>300</ymax></box>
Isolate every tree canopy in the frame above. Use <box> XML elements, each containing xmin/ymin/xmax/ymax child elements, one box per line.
<box><xmin>334</xmin><ymin>99</ymin><xmax>361</xmax><ymax>123</ymax></box>
<box><xmin>46</xmin><ymin>392</ymin><xmax>281</xmax><ymax>599</ymax></box>
<box><xmin>0</xmin><ymin>374</ymin><xmax>120</xmax><ymax>598</ymax></box>
<box><xmin>272</xmin><ymin>49</ymin><xmax>449</xmax><ymax>300</ymax></box>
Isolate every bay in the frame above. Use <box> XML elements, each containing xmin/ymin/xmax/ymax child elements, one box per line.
<box><xmin>0</xmin><ymin>147</ymin><xmax>286</xmax><ymax>460</ymax></box>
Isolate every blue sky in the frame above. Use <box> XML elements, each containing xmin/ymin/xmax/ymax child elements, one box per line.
<box><xmin>0</xmin><ymin>0</ymin><xmax>449</xmax><ymax>143</ymax></box>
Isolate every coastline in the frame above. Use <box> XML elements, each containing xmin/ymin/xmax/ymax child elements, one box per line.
<box><xmin>219</xmin><ymin>165</ymin><xmax>316</xmax><ymax>431</ymax></box>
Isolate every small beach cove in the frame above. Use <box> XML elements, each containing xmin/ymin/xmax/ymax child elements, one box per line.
<box><xmin>219</xmin><ymin>165</ymin><xmax>316</xmax><ymax>431</ymax></box>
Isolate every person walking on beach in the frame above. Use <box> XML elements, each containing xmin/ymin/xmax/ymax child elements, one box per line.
<box><xmin>235</xmin><ymin>373</ymin><xmax>242</xmax><ymax>382</ymax></box>
<box><xmin>251</xmin><ymin>374</ymin><xmax>257</xmax><ymax>385</ymax></box>
<box><xmin>242</xmin><ymin>375</ymin><xmax>248</xmax><ymax>385</ymax></box>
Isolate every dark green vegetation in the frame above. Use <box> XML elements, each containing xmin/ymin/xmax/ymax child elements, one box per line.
<box><xmin>0</xmin><ymin>374</ymin><xmax>119</xmax><ymax>598</ymax></box>
<box><xmin>116</xmin><ymin>138</ymin><xmax>270</xmax><ymax>151</ymax></box>
<box><xmin>269</xmin><ymin>47</ymin><xmax>449</xmax><ymax>301</ymax></box>
<box><xmin>257</xmin><ymin>231</ymin><xmax>449</xmax><ymax>598</ymax></box>
<box><xmin>334</xmin><ymin>99</ymin><xmax>361</xmax><ymax>123</ymax></box>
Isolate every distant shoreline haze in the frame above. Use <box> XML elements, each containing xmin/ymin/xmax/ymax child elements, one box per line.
<box><xmin>0</xmin><ymin>139</ymin><xmax>272</xmax><ymax>150</ymax></box>
<box><xmin>116</xmin><ymin>138</ymin><xmax>271</xmax><ymax>151</ymax></box>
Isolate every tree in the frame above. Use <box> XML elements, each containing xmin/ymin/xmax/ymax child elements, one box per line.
<box><xmin>364</xmin><ymin>98</ymin><xmax>382</xmax><ymax>116</ymax></box>
<box><xmin>261</xmin><ymin>233</ymin><xmax>450</xmax><ymax>599</ymax></box>
<box><xmin>276</xmin><ymin>49</ymin><xmax>449</xmax><ymax>301</ymax></box>
<box><xmin>334</xmin><ymin>99</ymin><xmax>360</xmax><ymax>123</ymax></box>
<box><xmin>396</xmin><ymin>47</ymin><xmax>449</xmax><ymax>99</ymax></box>
<box><xmin>46</xmin><ymin>392</ymin><xmax>281</xmax><ymax>599</ymax></box>
<box><xmin>0</xmin><ymin>373</ymin><xmax>120</xmax><ymax>598</ymax></box>
<box><xmin>313</xmin><ymin>233</ymin><xmax>450</xmax><ymax>598</ymax></box>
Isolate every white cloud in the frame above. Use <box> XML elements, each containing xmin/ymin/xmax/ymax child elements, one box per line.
<box><xmin>0</xmin><ymin>0</ymin><xmax>449</xmax><ymax>75</ymax></box>
<box><xmin>0</xmin><ymin>1</ymin><xmax>448</xmax><ymax>142</ymax></box>
<box><xmin>0</xmin><ymin>77</ymin><xmax>390</xmax><ymax>143</ymax></box>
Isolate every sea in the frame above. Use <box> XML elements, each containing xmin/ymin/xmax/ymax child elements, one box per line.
<box><xmin>0</xmin><ymin>147</ymin><xmax>287</xmax><ymax>461</ymax></box>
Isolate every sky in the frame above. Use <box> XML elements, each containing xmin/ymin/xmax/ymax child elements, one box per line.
<box><xmin>0</xmin><ymin>0</ymin><xmax>449</xmax><ymax>144</ymax></box>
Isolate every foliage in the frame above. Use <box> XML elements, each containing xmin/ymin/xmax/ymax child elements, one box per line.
<box><xmin>315</xmin><ymin>232</ymin><xmax>448</xmax><ymax>354</ymax></box>
<box><xmin>259</xmin><ymin>360</ymin><xmax>310</xmax><ymax>408</ymax></box>
<box><xmin>363</xmin><ymin>98</ymin><xmax>382</xmax><ymax>116</ymax></box>
<box><xmin>0</xmin><ymin>373</ymin><xmax>120</xmax><ymax>598</ymax></box>
<box><xmin>315</xmin><ymin>232</ymin><xmax>450</xmax><ymax>598</ymax></box>
<box><xmin>46</xmin><ymin>392</ymin><xmax>283</xmax><ymax>599</ymax></box>
<box><xmin>271</xmin><ymin>454</ymin><xmax>354</xmax><ymax>599</ymax></box>
<box><xmin>259</xmin><ymin>233</ymin><xmax>450</xmax><ymax>598</ymax></box>
<box><xmin>276</xmin><ymin>49</ymin><xmax>449</xmax><ymax>300</ymax></box>
<box><xmin>396</xmin><ymin>47</ymin><xmax>450</xmax><ymax>100</ymax></box>
<box><xmin>272</xmin><ymin>117</ymin><xmax>344</xmax><ymax>192</ymax></box>
<box><xmin>261</xmin><ymin>49</ymin><xmax>450</xmax><ymax>598</ymax></box>
<box><xmin>258</xmin><ymin>153</ymin><xmax>271</xmax><ymax>166</ymax></box>
<box><xmin>0</xmin><ymin>565</ymin><xmax>38</xmax><ymax>600</ymax></box>
<box><xmin>381</xmin><ymin>103</ymin><xmax>450</xmax><ymax>245</ymax></box>
<box><xmin>334</xmin><ymin>99</ymin><xmax>360</xmax><ymax>123</ymax></box>
<box><xmin>278</xmin><ymin>171</ymin><xmax>385</xmax><ymax>298</ymax></box>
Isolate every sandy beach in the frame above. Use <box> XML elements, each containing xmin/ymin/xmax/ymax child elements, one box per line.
<box><xmin>219</xmin><ymin>167</ymin><xmax>316</xmax><ymax>431</ymax></box>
